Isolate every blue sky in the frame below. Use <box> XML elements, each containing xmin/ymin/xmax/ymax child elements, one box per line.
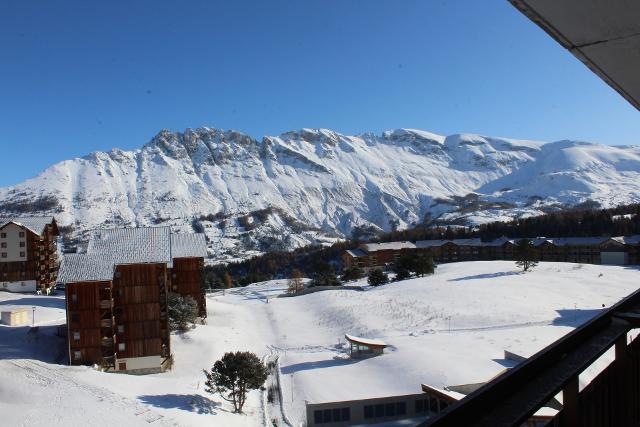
<box><xmin>1</xmin><ymin>1</ymin><xmax>639</xmax><ymax>186</ymax></box>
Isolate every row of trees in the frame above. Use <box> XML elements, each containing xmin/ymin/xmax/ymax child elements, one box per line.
<box><xmin>204</xmin><ymin>203</ymin><xmax>638</xmax><ymax>287</ymax></box>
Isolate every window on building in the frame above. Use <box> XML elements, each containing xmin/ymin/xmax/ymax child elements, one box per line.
<box><xmin>118</xmin><ymin>343</ymin><xmax>126</xmax><ymax>351</ymax></box>
<box><xmin>374</xmin><ymin>404</ymin><xmax>384</xmax><ymax>417</ymax></box>
<box><xmin>364</xmin><ymin>405</ymin><xmax>374</xmax><ymax>419</ymax></box>
<box><xmin>117</xmin><ymin>325</ymin><xmax>124</xmax><ymax>333</ymax></box>
<box><xmin>71</xmin><ymin>313</ymin><xmax>80</xmax><ymax>322</ymax></box>
<box><xmin>19</xmin><ymin>232</ymin><xmax>25</xmax><ymax>237</ymax></box>
<box><xmin>73</xmin><ymin>331</ymin><xmax>80</xmax><ymax>341</ymax></box>
<box><xmin>385</xmin><ymin>403</ymin><xmax>396</xmax><ymax>417</ymax></box>
<box><xmin>416</xmin><ymin>398</ymin><xmax>430</xmax><ymax>413</ymax></box>
<box><xmin>0</xmin><ymin>233</ymin><xmax>6</xmax><ymax>238</ymax></box>
<box><xmin>1</xmin><ymin>253</ymin><xmax>6</xmax><ymax>258</ymax></box>
<box><xmin>396</xmin><ymin>402</ymin><xmax>407</xmax><ymax>416</ymax></box>
<box><xmin>429</xmin><ymin>396</ymin><xmax>439</xmax><ymax>413</ymax></box>
<box><xmin>71</xmin><ymin>293</ymin><xmax>77</xmax><ymax>303</ymax></box>
<box><xmin>19</xmin><ymin>241</ymin><xmax>25</xmax><ymax>247</ymax></box>
<box><xmin>19</xmin><ymin>252</ymin><xmax>25</xmax><ymax>257</ymax></box>
<box><xmin>0</xmin><ymin>242</ymin><xmax>5</xmax><ymax>248</ymax></box>
<box><xmin>74</xmin><ymin>351</ymin><xmax>81</xmax><ymax>360</ymax></box>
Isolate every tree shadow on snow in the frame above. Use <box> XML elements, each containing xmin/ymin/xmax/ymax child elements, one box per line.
<box><xmin>137</xmin><ymin>394</ymin><xmax>221</xmax><ymax>415</ymax></box>
<box><xmin>449</xmin><ymin>271</ymin><xmax>523</xmax><ymax>282</ymax></box>
<box><xmin>280</xmin><ymin>358</ymin><xmax>359</xmax><ymax>374</ymax></box>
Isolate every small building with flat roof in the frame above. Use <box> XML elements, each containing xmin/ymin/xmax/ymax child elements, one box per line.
<box><xmin>1</xmin><ymin>308</ymin><xmax>30</xmax><ymax>326</ymax></box>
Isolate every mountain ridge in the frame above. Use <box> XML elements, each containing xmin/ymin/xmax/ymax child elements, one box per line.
<box><xmin>1</xmin><ymin>127</ymin><xmax>639</xmax><ymax>261</ymax></box>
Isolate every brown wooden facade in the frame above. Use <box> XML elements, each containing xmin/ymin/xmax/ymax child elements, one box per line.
<box><xmin>343</xmin><ymin>237</ymin><xmax>640</xmax><ymax>272</ymax></box>
<box><xmin>170</xmin><ymin>257</ymin><xmax>206</xmax><ymax>317</ymax></box>
<box><xmin>66</xmin><ymin>264</ymin><xmax>171</xmax><ymax>372</ymax></box>
<box><xmin>0</xmin><ymin>219</ymin><xmax>59</xmax><ymax>292</ymax></box>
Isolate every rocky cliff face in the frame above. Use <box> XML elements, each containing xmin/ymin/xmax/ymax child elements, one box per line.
<box><xmin>2</xmin><ymin>127</ymin><xmax>639</xmax><ymax>261</ymax></box>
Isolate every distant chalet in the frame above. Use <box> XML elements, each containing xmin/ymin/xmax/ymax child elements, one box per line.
<box><xmin>343</xmin><ymin>236</ymin><xmax>640</xmax><ymax>271</ymax></box>
<box><xmin>57</xmin><ymin>226</ymin><xmax>207</xmax><ymax>374</ymax></box>
<box><xmin>0</xmin><ymin>216</ymin><xmax>59</xmax><ymax>293</ymax></box>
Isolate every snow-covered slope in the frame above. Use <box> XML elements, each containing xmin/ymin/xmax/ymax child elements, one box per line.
<box><xmin>3</xmin><ymin>262</ymin><xmax>638</xmax><ymax>426</ymax></box>
<box><xmin>1</xmin><ymin>127</ymin><xmax>639</xmax><ymax>259</ymax></box>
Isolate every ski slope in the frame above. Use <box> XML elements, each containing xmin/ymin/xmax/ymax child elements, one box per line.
<box><xmin>1</xmin><ymin>261</ymin><xmax>639</xmax><ymax>426</ymax></box>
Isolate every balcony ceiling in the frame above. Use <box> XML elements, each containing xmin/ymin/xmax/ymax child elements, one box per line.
<box><xmin>509</xmin><ymin>0</ymin><xmax>640</xmax><ymax>111</ymax></box>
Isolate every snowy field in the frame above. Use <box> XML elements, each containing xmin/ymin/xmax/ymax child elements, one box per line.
<box><xmin>1</xmin><ymin>261</ymin><xmax>639</xmax><ymax>426</ymax></box>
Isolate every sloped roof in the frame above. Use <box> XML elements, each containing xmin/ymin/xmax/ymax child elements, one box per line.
<box><xmin>483</xmin><ymin>237</ymin><xmax>515</xmax><ymax>247</ymax></box>
<box><xmin>549</xmin><ymin>237</ymin><xmax>611</xmax><ymax>247</ymax></box>
<box><xmin>58</xmin><ymin>253</ymin><xmax>115</xmax><ymax>282</ymax></box>
<box><xmin>416</xmin><ymin>238</ymin><xmax>482</xmax><ymax>248</ymax></box>
<box><xmin>59</xmin><ymin>227</ymin><xmax>207</xmax><ymax>283</ymax></box>
<box><xmin>613</xmin><ymin>235</ymin><xmax>640</xmax><ymax>245</ymax></box>
<box><xmin>171</xmin><ymin>233</ymin><xmax>208</xmax><ymax>258</ymax></box>
<box><xmin>0</xmin><ymin>216</ymin><xmax>56</xmax><ymax>236</ymax></box>
<box><xmin>345</xmin><ymin>249</ymin><xmax>367</xmax><ymax>258</ymax></box>
<box><xmin>359</xmin><ymin>241</ymin><xmax>416</xmax><ymax>252</ymax></box>
<box><xmin>87</xmin><ymin>226</ymin><xmax>172</xmax><ymax>266</ymax></box>
<box><xmin>344</xmin><ymin>334</ymin><xmax>387</xmax><ymax>347</ymax></box>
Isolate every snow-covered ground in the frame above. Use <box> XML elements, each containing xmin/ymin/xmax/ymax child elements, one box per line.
<box><xmin>1</xmin><ymin>261</ymin><xmax>639</xmax><ymax>426</ymax></box>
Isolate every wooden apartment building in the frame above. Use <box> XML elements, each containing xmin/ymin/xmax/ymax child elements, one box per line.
<box><xmin>57</xmin><ymin>227</ymin><xmax>207</xmax><ymax>374</ymax></box>
<box><xmin>343</xmin><ymin>235</ymin><xmax>640</xmax><ymax>271</ymax></box>
<box><xmin>0</xmin><ymin>216</ymin><xmax>59</xmax><ymax>293</ymax></box>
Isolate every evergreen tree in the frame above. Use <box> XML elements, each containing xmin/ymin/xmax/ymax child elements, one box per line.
<box><xmin>342</xmin><ymin>265</ymin><xmax>364</xmax><ymax>282</ymax></box>
<box><xmin>312</xmin><ymin>262</ymin><xmax>340</xmax><ymax>286</ymax></box>
<box><xmin>167</xmin><ymin>292</ymin><xmax>199</xmax><ymax>332</ymax></box>
<box><xmin>368</xmin><ymin>268</ymin><xmax>388</xmax><ymax>286</ymax></box>
<box><xmin>515</xmin><ymin>238</ymin><xmax>539</xmax><ymax>271</ymax></box>
<box><xmin>414</xmin><ymin>255</ymin><xmax>435</xmax><ymax>277</ymax></box>
<box><xmin>392</xmin><ymin>254</ymin><xmax>415</xmax><ymax>279</ymax></box>
<box><xmin>203</xmin><ymin>351</ymin><xmax>267</xmax><ymax>413</ymax></box>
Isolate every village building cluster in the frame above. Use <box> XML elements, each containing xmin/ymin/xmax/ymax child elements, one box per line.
<box><xmin>343</xmin><ymin>235</ymin><xmax>640</xmax><ymax>272</ymax></box>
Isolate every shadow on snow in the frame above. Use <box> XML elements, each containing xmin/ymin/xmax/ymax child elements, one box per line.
<box><xmin>137</xmin><ymin>394</ymin><xmax>222</xmax><ymax>415</ymax></box>
<box><xmin>448</xmin><ymin>271</ymin><xmax>524</xmax><ymax>282</ymax></box>
<box><xmin>280</xmin><ymin>357</ymin><xmax>359</xmax><ymax>374</ymax></box>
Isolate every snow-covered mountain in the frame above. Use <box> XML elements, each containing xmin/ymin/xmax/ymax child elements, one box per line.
<box><xmin>1</xmin><ymin>127</ymin><xmax>639</xmax><ymax>260</ymax></box>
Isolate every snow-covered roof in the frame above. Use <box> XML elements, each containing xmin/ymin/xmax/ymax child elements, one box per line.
<box><xmin>0</xmin><ymin>216</ymin><xmax>56</xmax><ymax>236</ymax></box>
<box><xmin>483</xmin><ymin>237</ymin><xmax>515</xmax><ymax>247</ymax></box>
<box><xmin>548</xmin><ymin>237</ymin><xmax>611</xmax><ymax>247</ymax></box>
<box><xmin>420</xmin><ymin>384</ymin><xmax>467</xmax><ymax>402</ymax></box>
<box><xmin>58</xmin><ymin>253</ymin><xmax>116</xmax><ymax>282</ymax></box>
<box><xmin>171</xmin><ymin>233</ymin><xmax>208</xmax><ymax>258</ymax></box>
<box><xmin>359</xmin><ymin>241</ymin><xmax>416</xmax><ymax>252</ymax></box>
<box><xmin>344</xmin><ymin>334</ymin><xmax>387</xmax><ymax>347</ymax></box>
<box><xmin>416</xmin><ymin>238</ymin><xmax>482</xmax><ymax>248</ymax></box>
<box><xmin>87</xmin><ymin>227</ymin><xmax>172</xmax><ymax>266</ymax></box>
<box><xmin>613</xmin><ymin>235</ymin><xmax>640</xmax><ymax>245</ymax></box>
<box><xmin>345</xmin><ymin>249</ymin><xmax>367</xmax><ymax>258</ymax></box>
<box><xmin>59</xmin><ymin>227</ymin><xmax>207</xmax><ymax>283</ymax></box>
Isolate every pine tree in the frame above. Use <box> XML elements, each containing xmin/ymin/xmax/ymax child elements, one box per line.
<box><xmin>311</xmin><ymin>262</ymin><xmax>340</xmax><ymax>286</ymax></box>
<box><xmin>167</xmin><ymin>292</ymin><xmax>199</xmax><ymax>332</ymax></box>
<box><xmin>414</xmin><ymin>255</ymin><xmax>435</xmax><ymax>277</ymax></box>
<box><xmin>515</xmin><ymin>238</ymin><xmax>538</xmax><ymax>271</ymax></box>
<box><xmin>203</xmin><ymin>351</ymin><xmax>267</xmax><ymax>413</ymax></box>
<box><xmin>342</xmin><ymin>265</ymin><xmax>364</xmax><ymax>282</ymax></box>
<box><xmin>368</xmin><ymin>268</ymin><xmax>388</xmax><ymax>286</ymax></box>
